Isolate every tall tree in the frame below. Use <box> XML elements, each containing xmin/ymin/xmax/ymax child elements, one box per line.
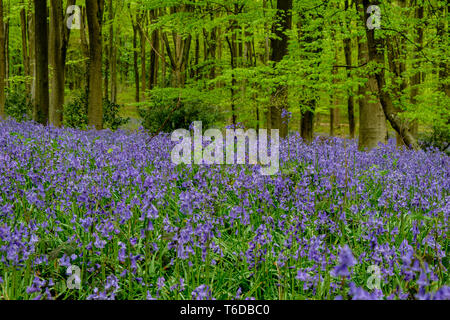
<box><xmin>20</xmin><ymin>1</ymin><xmax>30</xmax><ymax>98</ymax></box>
<box><xmin>408</xmin><ymin>0</ymin><xmax>423</xmax><ymax>138</ymax></box>
<box><xmin>357</xmin><ymin>34</ymin><xmax>387</xmax><ymax>150</ymax></box>
<box><xmin>356</xmin><ymin>2</ymin><xmax>387</xmax><ymax>150</ymax></box>
<box><xmin>361</xmin><ymin>0</ymin><xmax>419</xmax><ymax>150</ymax></box>
<box><xmin>86</xmin><ymin>0</ymin><xmax>105</xmax><ymax>130</ymax></box>
<box><xmin>49</xmin><ymin>0</ymin><xmax>75</xmax><ymax>127</ymax></box>
<box><xmin>34</xmin><ymin>0</ymin><xmax>49</xmax><ymax>125</ymax></box>
<box><xmin>342</xmin><ymin>0</ymin><xmax>356</xmax><ymax>139</ymax></box>
<box><xmin>138</xmin><ymin>10</ymin><xmax>146</xmax><ymax>97</ymax></box>
<box><xmin>0</xmin><ymin>0</ymin><xmax>5</xmax><ymax>118</ymax></box>
<box><xmin>269</xmin><ymin>0</ymin><xmax>292</xmax><ymax>138</ymax></box>
<box><xmin>161</xmin><ymin>4</ymin><xmax>192</xmax><ymax>88</ymax></box>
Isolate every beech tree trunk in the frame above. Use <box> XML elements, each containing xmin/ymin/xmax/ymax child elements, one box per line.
<box><xmin>34</xmin><ymin>0</ymin><xmax>49</xmax><ymax>125</ymax></box>
<box><xmin>28</xmin><ymin>5</ymin><xmax>36</xmax><ymax>103</ymax></box>
<box><xmin>269</xmin><ymin>0</ymin><xmax>292</xmax><ymax>138</ymax></box>
<box><xmin>409</xmin><ymin>1</ymin><xmax>424</xmax><ymax>138</ymax></box>
<box><xmin>0</xmin><ymin>0</ymin><xmax>5</xmax><ymax>118</ymax></box>
<box><xmin>49</xmin><ymin>0</ymin><xmax>75</xmax><ymax>127</ymax></box>
<box><xmin>357</xmin><ymin>35</ymin><xmax>387</xmax><ymax>150</ymax></box>
<box><xmin>361</xmin><ymin>0</ymin><xmax>419</xmax><ymax>150</ymax></box>
<box><xmin>149</xmin><ymin>9</ymin><xmax>159</xmax><ymax>89</ymax></box>
<box><xmin>20</xmin><ymin>3</ymin><xmax>30</xmax><ymax>98</ymax></box>
<box><xmin>86</xmin><ymin>0</ymin><xmax>105</xmax><ymax>130</ymax></box>
<box><xmin>139</xmin><ymin>11</ymin><xmax>146</xmax><ymax>98</ymax></box>
<box><xmin>132</xmin><ymin>23</ymin><xmax>140</xmax><ymax>102</ymax></box>
<box><xmin>301</xmin><ymin>106</ymin><xmax>314</xmax><ymax>143</ymax></box>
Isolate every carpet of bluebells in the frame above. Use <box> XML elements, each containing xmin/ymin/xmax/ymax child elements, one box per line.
<box><xmin>0</xmin><ymin>119</ymin><xmax>449</xmax><ymax>300</ymax></box>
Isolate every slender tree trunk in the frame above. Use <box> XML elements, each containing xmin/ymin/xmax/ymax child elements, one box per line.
<box><xmin>149</xmin><ymin>9</ymin><xmax>159</xmax><ymax>89</ymax></box>
<box><xmin>133</xmin><ymin>24</ymin><xmax>140</xmax><ymax>102</ymax></box>
<box><xmin>263</xmin><ymin>0</ymin><xmax>270</xmax><ymax>64</ymax></box>
<box><xmin>34</xmin><ymin>0</ymin><xmax>49</xmax><ymax>125</ymax></box>
<box><xmin>161</xmin><ymin>5</ymin><xmax>191</xmax><ymax>88</ymax></box>
<box><xmin>4</xmin><ymin>2</ymin><xmax>8</xmax><ymax>88</ymax></box>
<box><xmin>269</xmin><ymin>0</ymin><xmax>292</xmax><ymax>138</ymax></box>
<box><xmin>86</xmin><ymin>0</ymin><xmax>105</xmax><ymax>130</ymax></box>
<box><xmin>80</xmin><ymin>7</ymin><xmax>90</xmax><ymax>89</ymax></box>
<box><xmin>343</xmin><ymin>1</ymin><xmax>355</xmax><ymax>139</ymax></box>
<box><xmin>28</xmin><ymin>4</ymin><xmax>36</xmax><ymax>103</ymax></box>
<box><xmin>330</xmin><ymin>29</ymin><xmax>340</xmax><ymax>137</ymax></box>
<box><xmin>0</xmin><ymin>0</ymin><xmax>5</xmax><ymax>118</ymax></box>
<box><xmin>140</xmin><ymin>28</ymin><xmax>146</xmax><ymax>97</ymax></box>
<box><xmin>108</xmin><ymin>0</ymin><xmax>117</xmax><ymax>102</ymax></box>
<box><xmin>111</xmin><ymin>38</ymin><xmax>118</xmax><ymax>103</ymax></box>
<box><xmin>160</xmin><ymin>30</ymin><xmax>166</xmax><ymax>88</ymax></box>
<box><xmin>20</xmin><ymin>3</ymin><xmax>30</xmax><ymax>98</ymax></box>
<box><xmin>409</xmin><ymin>0</ymin><xmax>423</xmax><ymax>138</ymax></box>
<box><xmin>49</xmin><ymin>0</ymin><xmax>65</xmax><ymax>127</ymax></box>
<box><xmin>104</xmin><ymin>2</ymin><xmax>110</xmax><ymax>100</ymax></box>
<box><xmin>330</xmin><ymin>59</ymin><xmax>340</xmax><ymax>137</ymax></box>
<box><xmin>225</xmin><ymin>23</ymin><xmax>237</xmax><ymax>126</ymax></box>
<box><xmin>438</xmin><ymin>4</ymin><xmax>449</xmax><ymax>98</ymax></box>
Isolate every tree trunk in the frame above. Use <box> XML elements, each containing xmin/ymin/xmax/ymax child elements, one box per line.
<box><xmin>139</xmin><ymin>14</ymin><xmax>146</xmax><ymax>98</ymax></box>
<box><xmin>86</xmin><ymin>0</ymin><xmax>105</xmax><ymax>130</ymax></box>
<box><xmin>330</xmin><ymin>57</ymin><xmax>340</xmax><ymax>137</ymax></box>
<box><xmin>343</xmin><ymin>42</ymin><xmax>355</xmax><ymax>138</ymax></box>
<box><xmin>49</xmin><ymin>0</ymin><xmax>64</xmax><ymax>127</ymax></box>
<box><xmin>133</xmin><ymin>24</ymin><xmax>140</xmax><ymax>102</ymax></box>
<box><xmin>409</xmin><ymin>1</ymin><xmax>424</xmax><ymax>138</ymax></box>
<box><xmin>341</xmin><ymin>0</ymin><xmax>355</xmax><ymax>139</ymax></box>
<box><xmin>20</xmin><ymin>3</ymin><xmax>30</xmax><ymax>98</ymax></box>
<box><xmin>357</xmin><ymin>35</ymin><xmax>387</xmax><ymax>150</ymax></box>
<box><xmin>80</xmin><ymin>6</ymin><xmax>90</xmax><ymax>89</ymax></box>
<box><xmin>34</xmin><ymin>0</ymin><xmax>49</xmax><ymax>125</ymax></box>
<box><xmin>28</xmin><ymin>5</ymin><xmax>36</xmax><ymax>103</ymax></box>
<box><xmin>269</xmin><ymin>0</ymin><xmax>292</xmax><ymax>138</ymax></box>
<box><xmin>361</xmin><ymin>0</ymin><xmax>419</xmax><ymax>150</ymax></box>
<box><xmin>108</xmin><ymin>0</ymin><xmax>117</xmax><ymax>102</ymax></box>
<box><xmin>161</xmin><ymin>5</ymin><xmax>191</xmax><ymax>88</ymax></box>
<box><xmin>104</xmin><ymin>2</ymin><xmax>110</xmax><ymax>100</ymax></box>
<box><xmin>301</xmin><ymin>106</ymin><xmax>314</xmax><ymax>143</ymax></box>
<box><xmin>149</xmin><ymin>9</ymin><xmax>159</xmax><ymax>89</ymax></box>
<box><xmin>4</xmin><ymin>2</ymin><xmax>8</xmax><ymax>88</ymax></box>
<box><xmin>0</xmin><ymin>0</ymin><xmax>5</xmax><ymax>118</ymax></box>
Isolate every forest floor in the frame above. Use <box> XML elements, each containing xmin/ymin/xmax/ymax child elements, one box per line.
<box><xmin>0</xmin><ymin>119</ymin><xmax>448</xmax><ymax>300</ymax></box>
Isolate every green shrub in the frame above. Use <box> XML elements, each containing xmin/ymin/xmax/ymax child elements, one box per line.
<box><xmin>103</xmin><ymin>99</ymin><xmax>130</xmax><ymax>131</ymax></box>
<box><xmin>4</xmin><ymin>88</ymin><xmax>32</xmax><ymax>122</ymax></box>
<box><xmin>419</xmin><ymin>124</ymin><xmax>450</xmax><ymax>154</ymax></box>
<box><xmin>63</xmin><ymin>91</ymin><xmax>88</xmax><ymax>129</ymax></box>
<box><xmin>63</xmin><ymin>91</ymin><xmax>129</xmax><ymax>130</ymax></box>
<box><xmin>138</xmin><ymin>87</ymin><xmax>221</xmax><ymax>133</ymax></box>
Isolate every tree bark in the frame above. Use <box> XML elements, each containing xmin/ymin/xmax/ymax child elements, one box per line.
<box><xmin>149</xmin><ymin>9</ymin><xmax>159</xmax><ymax>89</ymax></box>
<box><xmin>132</xmin><ymin>23</ymin><xmax>140</xmax><ymax>102</ymax></box>
<box><xmin>34</xmin><ymin>0</ymin><xmax>49</xmax><ymax>125</ymax></box>
<box><xmin>269</xmin><ymin>0</ymin><xmax>292</xmax><ymax>138</ymax></box>
<box><xmin>20</xmin><ymin>3</ymin><xmax>30</xmax><ymax>98</ymax></box>
<box><xmin>139</xmin><ymin>11</ymin><xmax>146</xmax><ymax>98</ymax></box>
<box><xmin>409</xmin><ymin>0</ymin><xmax>423</xmax><ymax>138</ymax></box>
<box><xmin>49</xmin><ymin>0</ymin><xmax>74</xmax><ymax>127</ymax></box>
<box><xmin>86</xmin><ymin>0</ymin><xmax>105</xmax><ymax>130</ymax></box>
<box><xmin>301</xmin><ymin>106</ymin><xmax>314</xmax><ymax>143</ymax></box>
<box><xmin>0</xmin><ymin>0</ymin><xmax>5</xmax><ymax>118</ymax></box>
<box><xmin>357</xmin><ymin>34</ymin><xmax>387</xmax><ymax>150</ymax></box>
<box><xmin>28</xmin><ymin>4</ymin><xmax>36</xmax><ymax>103</ymax></box>
<box><xmin>161</xmin><ymin>5</ymin><xmax>191</xmax><ymax>88</ymax></box>
<box><xmin>361</xmin><ymin>0</ymin><xmax>419</xmax><ymax>150</ymax></box>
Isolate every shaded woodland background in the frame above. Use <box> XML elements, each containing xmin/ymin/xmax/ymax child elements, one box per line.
<box><xmin>0</xmin><ymin>0</ymin><xmax>448</xmax><ymax>151</ymax></box>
